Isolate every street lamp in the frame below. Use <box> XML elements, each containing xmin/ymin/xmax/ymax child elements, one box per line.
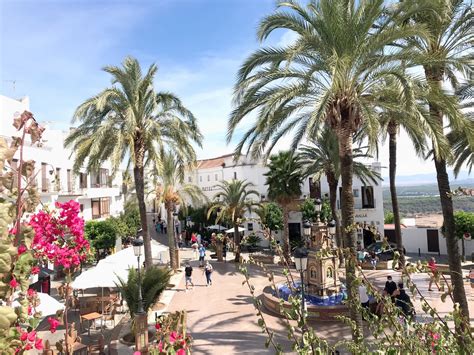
<box><xmin>303</xmin><ymin>220</ymin><xmax>312</xmax><ymax>239</ymax></box>
<box><xmin>293</xmin><ymin>247</ymin><xmax>309</xmax><ymax>322</ymax></box>
<box><xmin>133</xmin><ymin>235</ymin><xmax>148</xmax><ymax>353</ymax></box>
<box><xmin>132</xmin><ymin>236</ymin><xmax>144</xmax><ymax>314</ymax></box>
<box><xmin>327</xmin><ymin>219</ymin><xmax>336</xmax><ymax>247</ymax></box>
<box><xmin>314</xmin><ymin>198</ymin><xmax>322</xmax><ymax>223</ymax></box>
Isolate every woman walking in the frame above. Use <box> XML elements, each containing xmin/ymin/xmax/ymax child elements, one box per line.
<box><xmin>204</xmin><ymin>261</ymin><xmax>213</xmax><ymax>286</ymax></box>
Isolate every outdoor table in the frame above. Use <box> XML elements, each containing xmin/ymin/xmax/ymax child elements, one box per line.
<box><xmin>80</xmin><ymin>312</ymin><xmax>102</xmax><ymax>335</ymax></box>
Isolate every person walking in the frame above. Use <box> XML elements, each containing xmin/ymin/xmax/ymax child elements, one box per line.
<box><xmin>394</xmin><ymin>282</ymin><xmax>414</xmax><ymax>333</ymax></box>
<box><xmin>163</xmin><ymin>219</ymin><xmax>167</xmax><ymax>234</ymax></box>
<box><xmin>204</xmin><ymin>261</ymin><xmax>213</xmax><ymax>286</ymax></box>
<box><xmin>427</xmin><ymin>257</ymin><xmax>440</xmax><ymax>291</ymax></box>
<box><xmin>198</xmin><ymin>244</ymin><xmax>206</xmax><ymax>267</ymax></box>
<box><xmin>384</xmin><ymin>275</ymin><xmax>397</xmax><ymax>299</ymax></box>
<box><xmin>370</xmin><ymin>251</ymin><xmax>378</xmax><ymax>270</ymax></box>
<box><xmin>184</xmin><ymin>263</ymin><xmax>194</xmax><ymax>291</ymax></box>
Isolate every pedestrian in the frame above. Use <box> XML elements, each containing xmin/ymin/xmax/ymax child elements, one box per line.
<box><xmin>197</xmin><ymin>232</ymin><xmax>202</xmax><ymax>245</ymax></box>
<box><xmin>370</xmin><ymin>251</ymin><xmax>378</xmax><ymax>270</ymax></box>
<box><xmin>359</xmin><ymin>282</ymin><xmax>369</xmax><ymax>310</ymax></box>
<box><xmin>155</xmin><ymin>221</ymin><xmax>160</xmax><ymax>233</ymax></box>
<box><xmin>191</xmin><ymin>233</ymin><xmax>197</xmax><ymax>244</ymax></box>
<box><xmin>178</xmin><ymin>232</ymin><xmax>184</xmax><ymax>249</ymax></box>
<box><xmin>175</xmin><ymin>219</ymin><xmax>180</xmax><ymax>236</ymax></box>
<box><xmin>163</xmin><ymin>220</ymin><xmax>167</xmax><ymax>234</ymax></box>
<box><xmin>184</xmin><ymin>262</ymin><xmax>194</xmax><ymax>291</ymax></box>
<box><xmin>357</xmin><ymin>247</ymin><xmax>366</xmax><ymax>266</ymax></box>
<box><xmin>384</xmin><ymin>275</ymin><xmax>397</xmax><ymax>299</ymax></box>
<box><xmin>192</xmin><ymin>240</ymin><xmax>199</xmax><ymax>259</ymax></box>
<box><xmin>427</xmin><ymin>257</ymin><xmax>440</xmax><ymax>291</ymax></box>
<box><xmin>160</xmin><ymin>220</ymin><xmax>164</xmax><ymax>234</ymax></box>
<box><xmin>198</xmin><ymin>244</ymin><xmax>206</xmax><ymax>267</ymax></box>
<box><xmin>204</xmin><ymin>261</ymin><xmax>213</xmax><ymax>286</ymax></box>
<box><xmin>393</xmin><ymin>282</ymin><xmax>414</xmax><ymax>333</ymax></box>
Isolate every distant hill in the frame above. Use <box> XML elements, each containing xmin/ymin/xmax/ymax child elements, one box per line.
<box><xmin>382</xmin><ymin>170</ymin><xmax>473</xmax><ymax>186</ymax></box>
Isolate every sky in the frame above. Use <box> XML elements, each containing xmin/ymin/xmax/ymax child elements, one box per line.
<box><xmin>0</xmin><ymin>0</ymin><xmax>467</xmax><ymax>178</ymax></box>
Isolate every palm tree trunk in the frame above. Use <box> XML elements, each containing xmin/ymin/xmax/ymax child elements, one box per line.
<box><xmin>234</xmin><ymin>223</ymin><xmax>241</xmax><ymax>262</ymax></box>
<box><xmin>425</xmin><ymin>67</ymin><xmax>470</xmax><ymax>331</ymax></box>
<box><xmin>338</xmin><ymin>122</ymin><xmax>362</xmax><ymax>341</ymax></box>
<box><xmin>167</xmin><ymin>205</ymin><xmax>178</xmax><ymax>270</ymax></box>
<box><xmin>388</xmin><ymin>122</ymin><xmax>405</xmax><ymax>267</ymax></box>
<box><xmin>133</xmin><ymin>165</ymin><xmax>152</xmax><ymax>269</ymax></box>
<box><xmin>282</xmin><ymin>205</ymin><xmax>291</xmax><ymax>263</ymax></box>
<box><xmin>327</xmin><ymin>173</ymin><xmax>341</xmax><ymax>250</ymax></box>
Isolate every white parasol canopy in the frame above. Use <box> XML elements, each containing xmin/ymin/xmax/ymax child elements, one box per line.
<box><xmin>207</xmin><ymin>225</ymin><xmax>227</xmax><ymax>231</ymax></box>
<box><xmin>99</xmin><ymin>241</ymin><xmax>168</xmax><ymax>269</ymax></box>
<box><xmin>71</xmin><ymin>262</ymin><xmax>129</xmax><ymax>289</ymax></box>
<box><xmin>225</xmin><ymin>226</ymin><xmax>246</xmax><ymax>233</ymax></box>
<box><xmin>13</xmin><ymin>292</ymin><xmax>64</xmax><ymax>316</ymax></box>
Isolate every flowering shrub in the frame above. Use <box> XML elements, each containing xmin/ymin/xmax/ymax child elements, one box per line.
<box><xmin>149</xmin><ymin>311</ymin><xmax>192</xmax><ymax>355</ymax></box>
<box><xmin>0</xmin><ymin>112</ymin><xmax>89</xmax><ymax>354</ymax></box>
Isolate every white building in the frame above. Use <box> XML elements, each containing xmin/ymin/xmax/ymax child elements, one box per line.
<box><xmin>1</xmin><ymin>95</ymin><xmax>125</xmax><ymax>220</ymax></box>
<box><xmin>182</xmin><ymin>154</ymin><xmax>384</xmax><ymax>247</ymax></box>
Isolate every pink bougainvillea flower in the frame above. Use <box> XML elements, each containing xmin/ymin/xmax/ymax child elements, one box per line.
<box><xmin>48</xmin><ymin>317</ymin><xmax>60</xmax><ymax>333</ymax></box>
<box><xmin>155</xmin><ymin>322</ymin><xmax>161</xmax><ymax>330</ymax></box>
<box><xmin>20</xmin><ymin>331</ymin><xmax>28</xmax><ymax>342</ymax></box>
<box><xmin>27</xmin><ymin>330</ymin><xmax>36</xmax><ymax>342</ymax></box>
<box><xmin>176</xmin><ymin>349</ymin><xmax>186</xmax><ymax>355</ymax></box>
<box><xmin>169</xmin><ymin>331</ymin><xmax>179</xmax><ymax>344</ymax></box>
<box><xmin>17</xmin><ymin>244</ymin><xmax>27</xmax><ymax>255</ymax></box>
<box><xmin>133</xmin><ymin>352</ymin><xmax>141</xmax><ymax>355</ymax></box>
<box><xmin>9</xmin><ymin>278</ymin><xmax>18</xmax><ymax>289</ymax></box>
<box><xmin>432</xmin><ymin>333</ymin><xmax>440</xmax><ymax>340</ymax></box>
<box><xmin>27</xmin><ymin>288</ymin><xmax>37</xmax><ymax>297</ymax></box>
<box><xmin>34</xmin><ymin>337</ymin><xmax>43</xmax><ymax>350</ymax></box>
<box><xmin>31</xmin><ymin>266</ymin><xmax>40</xmax><ymax>274</ymax></box>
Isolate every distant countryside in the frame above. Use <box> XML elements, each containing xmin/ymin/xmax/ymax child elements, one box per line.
<box><xmin>383</xmin><ymin>182</ymin><xmax>474</xmax><ymax>215</ymax></box>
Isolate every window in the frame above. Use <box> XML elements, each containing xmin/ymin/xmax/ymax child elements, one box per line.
<box><xmin>90</xmin><ymin>170</ymin><xmax>100</xmax><ymax>187</ymax></box>
<box><xmin>233</xmin><ymin>172</ymin><xmax>237</xmax><ymax>179</ymax></box>
<box><xmin>67</xmin><ymin>169</ymin><xmax>72</xmax><ymax>192</ymax></box>
<box><xmin>41</xmin><ymin>163</ymin><xmax>48</xmax><ymax>192</ymax></box>
<box><xmin>247</xmin><ymin>223</ymin><xmax>253</xmax><ymax>231</ymax></box>
<box><xmin>361</xmin><ymin>186</ymin><xmax>375</xmax><ymax>208</ymax></box>
<box><xmin>199</xmin><ymin>176</ymin><xmax>202</xmax><ymax>182</ymax></box>
<box><xmin>55</xmin><ymin>168</ymin><xmax>61</xmax><ymax>191</ymax></box>
<box><xmin>353</xmin><ymin>189</ymin><xmax>359</xmax><ymax>197</ymax></box>
<box><xmin>215</xmin><ymin>174</ymin><xmax>218</xmax><ymax>181</ymax></box>
<box><xmin>91</xmin><ymin>197</ymin><xmax>110</xmax><ymax>219</ymax></box>
<box><xmin>207</xmin><ymin>175</ymin><xmax>210</xmax><ymax>182</ymax></box>
<box><xmin>80</xmin><ymin>204</ymin><xmax>84</xmax><ymax>213</ymax></box>
<box><xmin>79</xmin><ymin>173</ymin><xmax>87</xmax><ymax>188</ymax></box>
<box><xmin>91</xmin><ymin>168</ymin><xmax>109</xmax><ymax>187</ymax></box>
<box><xmin>188</xmin><ymin>176</ymin><xmax>192</xmax><ymax>183</ymax></box>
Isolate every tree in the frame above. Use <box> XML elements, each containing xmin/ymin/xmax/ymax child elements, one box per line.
<box><xmin>256</xmin><ymin>202</ymin><xmax>284</xmax><ymax>241</ymax></box>
<box><xmin>65</xmin><ymin>57</ymin><xmax>202</xmax><ymax>268</ymax></box>
<box><xmin>207</xmin><ymin>180</ymin><xmax>260</xmax><ymax>262</ymax></box>
<box><xmin>299</xmin><ymin>127</ymin><xmax>380</xmax><ymax>251</ymax></box>
<box><xmin>384</xmin><ymin>212</ymin><xmax>395</xmax><ymax>224</ymax></box>
<box><xmin>84</xmin><ymin>220</ymin><xmax>117</xmax><ymax>251</ymax></box>
<box><xmin>152</xmin><ymin>151</ymin><xmax>206</xmax><ymax>270</ymax></box>
<box><xmin>453</xmin><ymin>211</ymin><xmax>474</xmax><ymax>261</ymax></box>
<box><xmin>400</xmin><ymin>0</ymin><xmax>473</xmax><ymax>323</ymax></box>
<box><xmin>228</xmin><ymin>0</ymin><xmax>424</xmax><ymax>338</ymax></box>
<box><xmin>264</xmin><ymin>151</ymin><xmax>304</xmax><ymax>262</ymax></box>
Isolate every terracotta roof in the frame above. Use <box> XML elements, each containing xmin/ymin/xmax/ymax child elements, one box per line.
<box><xmin>196</xmin><ymin>154</ymin><xmax>235</xmax><ymax>169</ymax></box>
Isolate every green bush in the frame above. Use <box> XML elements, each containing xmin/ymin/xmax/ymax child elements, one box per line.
<box><xmin>242</xmin><ymin>233</ymin><xmax>262</xmax><ymax>247</ymax></box>
<box><xmin>84</xmin><ymin>220</ymin><xmax>117</xmax><ymax>250</ymax></box>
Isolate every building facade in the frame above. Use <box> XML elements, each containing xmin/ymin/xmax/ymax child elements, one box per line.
<box><xmin>1</xmin><ymin>95</ymin><xmax>125</xmax><ymax>221</ymax></box>
<box><xmin>182</xmin><ymin>154</ymin><xmax>384</xmax><ymax>247</ymax></box>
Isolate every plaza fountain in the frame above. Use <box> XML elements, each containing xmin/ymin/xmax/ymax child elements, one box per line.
<box><xmin>262</xmin><ymin>223</ymin><xmax>349</xmax><ymax>320</ymax></box>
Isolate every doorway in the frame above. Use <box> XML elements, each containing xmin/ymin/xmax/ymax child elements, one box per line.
<box><xmin>427</xmin><ymin>229</ymin><xmax>440</xmax><ymax>253</ymax></box>
<box><xmin>288</xmin><ymin>223</ymin><xmax>302</xmax><ymax>247</ymax></box>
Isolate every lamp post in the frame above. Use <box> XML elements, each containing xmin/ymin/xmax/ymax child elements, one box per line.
<box><xmin>133</xmin><ymin>236</ymin><xmax>148</xmax><ymax>353</ymax></box>
<box><xmin>314</xmin><ymin>198</ymin><xmax>322</xmax><ymax>223</ymax></box>
<box><xmin>293</xmin><ymin>247</ymin><xmax>309</xmax><ymax>323</ymax></box>
<box><xmin>303</xmin><ymin>220</ymin><xmax>312</xmax><ymax>244</ymax></box>
<box><xmin>327</xmin><ymin>219</ymin><xmax>336</xmax><ymax>246</ymax></box>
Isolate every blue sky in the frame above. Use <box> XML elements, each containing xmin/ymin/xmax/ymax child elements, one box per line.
<box><xmin>0</xmin><ymin>0</ymin><xmax>463</xmax><ymax>177</ymax></box>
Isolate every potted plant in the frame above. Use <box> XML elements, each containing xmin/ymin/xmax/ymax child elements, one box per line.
<box><xmin>242</xmin><ymin>233</ymin><xmax>262</xmax><ymax>253</ymax></box>
<box><xmin>211</xmin><ymin>233</ymin><xmax>227</xmax><ymax>261</ymax></box>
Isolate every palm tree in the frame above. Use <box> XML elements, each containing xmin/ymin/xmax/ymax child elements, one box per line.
<box><xmin>376</xmin><ymin>78</ymin><xmax>445</xmax><ymax>267</ymax></box>
<box><xmin>227</xmin><ymin>0</ymin><xmax>422</xmax><ymax>337</ymax></box>
<box><xmin>207</xmin><ymin>180</ymin><xmax>260</xmax><ymax>262</ymax></box>
<box><xmin>152</xmin><ymin>152</ymin><xmax>206</xmax><ymax>270</ymax></box>
<box><xmin>400</xmin><ymin>0</ymin><xmax>473</xmax><ymax>322</ymax></box>
<box><xmin>299</xmin><ymin>127</ymin><xmax>381</xmax><ymax>253</ymax></box>
<box><xmin>264</xmin><ymin>151</ymin><xmax>303</xmax><ymax>262</ymax></box>
<box><xmin>65</xmin><ymin>57</ymin><xmax>202</xmax><ymax>268</ymax></box>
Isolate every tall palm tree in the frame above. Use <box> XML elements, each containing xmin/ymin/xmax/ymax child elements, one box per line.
<box><xmin>399</xmin><ymin>0</ymin><xmax>473</xmax><ymax>322</ymax></box>
<box><xmin>207</xmin><ymin>180</ymin><xmax>260</xmax><ymax>262</ymax></box>
<box><xmin>228</xmin><ymin>0</ymin><xmax>422</xmax><ymax>337</ymax></box>
<box><xmin>152</xmin><ymin>152</ymin><xmax>206</xmax><ymax>270</ymax></box>
<box><xmin>299</xmin><ymin>127</ymin><xmax>381</xmax><ymax>253</ymax></box>
<box><xmin>376</xmin><ymin>78</ymin><xmax>444</xmax><ymax>267</ymax></box>
<box><xmin>264</xmin><ymin>151</ymin><xmax>304</xmax><ymax>262</ymax></box>
<box><xmin>65</xmin><ymin>57</ymin><xmax>202</xmax><ymax>268</ymax></box>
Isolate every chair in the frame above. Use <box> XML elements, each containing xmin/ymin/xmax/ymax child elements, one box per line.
<box><xmin>102</xmin><ymin>303</ymin><xmax>117</xmax><ymax>328</ymax></box>
<box><xmin>88</xmin><ymin>334</ymin><xmax>105</xmax><ymax>355</ymax></box>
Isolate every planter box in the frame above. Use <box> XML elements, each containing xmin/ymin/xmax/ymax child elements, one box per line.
<box><xmin>250</xmin><ymin>254</ymin><xmax>275</xmax><ymax>264</ymax></box>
